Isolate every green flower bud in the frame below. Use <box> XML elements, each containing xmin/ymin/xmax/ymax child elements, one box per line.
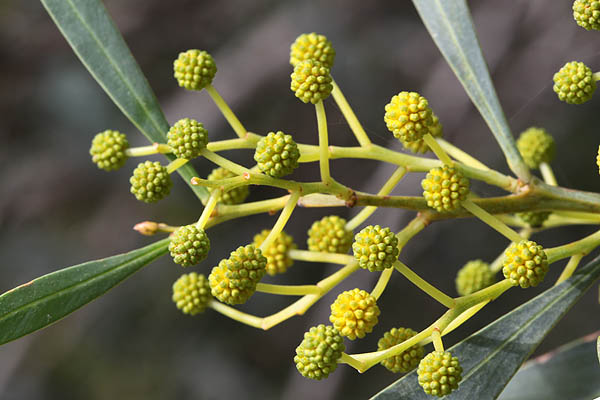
<box><xmin>553</xmin><ymin>61</ymin><xmax>596</xmax><ymax>104</ymax></box>
<box><xmin>384</xmin><ymin>91</ymin><xmax>435</xmax><ymax>143</ymax></box>
<box><xmin>208</xmin><ymin>245</ymin><xmax>267</xmax><ymax>305</ymax></box>
<box><xmin>421</xmin><ymin>165</ymin><xmax>470</xmax><ymax>212</ymax></box>
<box><xmin>254</xmin><ymin>131</ymin><xmax>300</xmax><ymax>178</ymax></box>
<box><xmin>573</xmin><ymin>0</ymin><xmax>600</xmax><ymax>30</ymax></box>
<box><xmin>129</xmin><ymin>161</ymin><xmax>172</xmax><ymax>203</ymax></box>
<box><xmin>172</xmin><ymin>272</ymin><xmax>212</xmax><ymax>315</ymax></box>
<box><xmin>352</xmin><ymin>225</ymin><xmax>399</xmax><ymax>271</ymax></box>
<box><xmin>90</xmin><ymin>130</ymin><xmax>129</xmax><ymax>171</ymax></box>
<box><xmin>173</xmin><ymin>49</ymin><xmax>217</xmax><ymax>91</ymax></box>
<box><xmin>516</xmin><ymin>127</ymin><xmax>555</xmax><ymax>169</ymax></box>
<box><xmin>294</xmin><ymin>324</ymin><xmax>345</xmax><ymax>380</ymax></box>
<box><xmin>378</xmin><ymin>327</ymin><xmax>425</xmax><ymax>373</ymax></box>
<box><xmin>455</xmin><ymin>260</ymin><xmax>495</xmax><ymax>296</ymax></box>
<box><xmin>252</xmin><ymin>229</ymin><xmax>296</xmax><ymax>275</ymax></box>
<box><xmin>517</xmin><ymin>211</ymin><xmax>551</xmax><ymax>228</ymax></box>
<box><xmin>167</xmin><ymin>118</ymin><xmax>208</xmax><ymax>160</ymax></box>
<box><xmin>307</xmin><ymin>215</ymin><xmax>353</xmax><ymax>254</ymax></box>
<box><xmin>417</xmin><ymin>351</ymin><xmax>463</xmax><ymax>397</ymax></box>
<box><xmin>290</xmin><ymin>59</ymin><xmax>333</xmax><ymax>104</ymax></box>
<box><xmin>290</xmin><ymin>33</ymin><xmax>336</xmax><ymax>69</ymax></box>
<box><xmin>329</xmin><ymin>288</ymin><xmax>380</xmax><ymax>340</ymax></box>
<box><xmin>503</xmin><ymin>240</ymin><xmax>548</xmax><ymax>288</ymax></box>
<box><xmin>169</xmin><ymin>224</ymin><xmax>210</xmax><ymax>267</ymax></box>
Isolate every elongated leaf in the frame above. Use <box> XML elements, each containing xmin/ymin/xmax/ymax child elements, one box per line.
<box><xmin>412</xmin><ymin>0</ymin><xmax>530</xmax><ymax>182</ymax></box>
<box><xmin>371</xmin><ymin>255</ymin><xmax>600</xmax><ymax>399</ymax></box>
<box><xmin>498</xmin><ymin>334</ymin><xmax>600</xmax><ymax>400</ymax></box>
<box><xmin>40</xmin><ymin>0</ymin><xmax>208</xmax><ymax>202</ymax></box>
<box><xmin>0</xmin><ymin>238</ymin><xmax>168</xmax><ymax>345</ymax></box>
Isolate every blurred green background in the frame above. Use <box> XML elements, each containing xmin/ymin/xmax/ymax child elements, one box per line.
<box><xmin>0</xmin><ymin>0</ymin><xmax>599</xmax><ymax>399</ymax></box>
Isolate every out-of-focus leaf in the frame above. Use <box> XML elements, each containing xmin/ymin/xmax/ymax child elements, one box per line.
<box><xmin>0</xmin><ymin>239</ymin><xmax>168</xmax><ymax>345</ymax></box>
<box><xmin>412</xmin><ymin>0</ymin><xmax>530</xmax><ymax>182</ymax></box>
<box><xmin>498</xmin><ymin>333</ymin><xmax>600</xmax><ymax>400</ymax></box>
<box><xmin>371</xmin><ymin>255</ymin><xmax>600</xmax><ymax>400</ymax></box>
<box><xmin>40</xmin><ymin>0</ymin><xmax>208</xmax><ymax>202</ymax></box>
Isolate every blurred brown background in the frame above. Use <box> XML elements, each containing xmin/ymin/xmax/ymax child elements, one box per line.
<box><xmin>0</xmin><ymin>0</ymin><xmax>599</xmax><ymax>399</ymax></box>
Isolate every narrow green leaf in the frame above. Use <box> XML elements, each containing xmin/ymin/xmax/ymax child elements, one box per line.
<box><xmin>0</xmin><ymin>239</ymin><xmax>168</xmax><ymax>345</ymax></box>
<box><xmin>40</xmin><ymin>0</ymin><xmax>208</xmax><ymax>202</ymax></box>
<box><xmin>412</xmin><ymin>0</ymin><xmax>531</xmax><ymax>182</ymax></box>
<box><xmin>498</xmin><ymin>334</ymin><xmax>600</xmax><ymax>400</ymax></box>
<box><xmin>371</xmin><ymin>255</ymin><xmax>600</xmax><ymax>399</ymax></box>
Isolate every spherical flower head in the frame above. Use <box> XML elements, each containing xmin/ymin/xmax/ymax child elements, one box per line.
<box><xmin>553</xmin><ymin>61</ymin><xmax>596</xmax><ymax>104</ymax></box>
<box><xmin>294</xmin><ymin>324</ymin><xmax>345</xmax><ymax>380</ymax></box>
<box><xmin>455</xmin><ymin>260</ymin><xmax>496</xmax><ymax>296</ymax></box>
<box><xmin>307</xmin><ymin>215</ymin><xmax>353</xmax><ymax>254</ymax></box>
<box><xmin>207</xmin><ymin>167</ymin><xmax>249</xmax><ymax>205</ymax></box>
<box><xmin>421</xmin><ymin>165</ymin><xmax>470</xmax><ymax>212</ymax></box>
<box><xmin>377</xmin><ymin>327</ymin><xmax>425</xmax><ymax>373</ymax></box>
<box><xmin>252</xmin><ymin>229</ymin><xmax>297</xmax><ymax>275</ymax></box>
<box><xmin>384</xmin><ymin>91</ymin><xmax>435</xmax><ymax>143</ymax></box>
<box><xmin>208</xmin><ymin>244</ymin><xmax>267</xmax><ymax>305</ymax></box>
<box><xmin>573</xmin><ymin>0</ymin><xmax>600</xmax><ymax>30</ymax></box>
<box><xmin>90</xmin><ymin>130</ymin><xmax>129</xmax><ymax>171</ymax></box>
<box><xmin>401</xmin><ymin>114</ymin><xmax>443</xmax><ymax>154</ymax></box>
<box><xmin>352</xmin><ymin>225</ymin><xmax>399</xmax><ymax>272</ymax></box>
<box><xmin>129</xmin><ymin>161</ymin><xmax>172</xmax><ymax>203</ymax></box>
<box><xmin>290</xmin><ymin>59</ymin><xmax>333</xmax><ymax>104</ymax></box>
<box><xmin>516</xmin><ymin>127</ymin><xmax>556</xmax><ymax>169</ymax></box>
<box><xmin>329</xmin><ymin>288</ymin><xmax>380</xmax><ymax>340</ymax></box>
<box><xmin>417</xmin><ymin>351</ymin><xmax>462</xmax><ymax>397</ymax></box>
<box><xmin>597</xmin><ymin>145</ymin><xmax>600</xmax><ymax>175</ymax></box>
<box><xmin>290</xmin><ymin>33</ymin><xmax>336</xmax><ymax>69</ymax></box>
<box><xmin>173</xmin><ymin>49</ymin><xmax>216</xmax><ymax>91</ymax></box>
<box><xmin>503</xmin><ymin>240</ymin><xmax>549</xmax><ymax>288</ymax></box>
<box><xmin>172</xmin><ymin>272</ymin><xmax>211</xmax><ymax>315</ymax></box>
<box><xmin>169</xmin><ymin>224</ymin><xmax>210</xmax><ymax>267</ymax></box>
<box><xmin>517</xmin><ymin>211</ymin><xmax>551</xmax><ymax>228</ymax></box>
<box><xmin>167</xmin><ymin>118</ymin><xmax>208</xmax><ymax>160</ymax></box>
<box><xmin>254</xmin><ymin>131</ymin><xmax>300</xmax><ymax>178</ymax></box>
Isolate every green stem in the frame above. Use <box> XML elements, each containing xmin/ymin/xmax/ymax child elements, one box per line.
<box><xmin>396</xmin><ymin>214</ymin><xmax>429</xmax><ymax>249</ymax></box>
<box><xmin>331</xmin><ymin>79</ymin><xmax>371</xmax><ymax>147</ymax></box>
<box><xmin>260</xmin><ymin>261</ymin><xmax>360</xmax><ymax>330</ymax></box>
<box><xmin>437</xmin><ymin>139</ymin><xmax>490</xmax><ymax>170</ymax></box>
<box><xmin>258</xmin><ymin>191</ymin><xmax>300</xmax><ymax>252</ymax></box>
<box><xmin>166</xmin><ymin>158</ymin><xmax>188</xmax><ymax>173</ymax></box>
<box><xmin>126</xmin><ymin>143</ymin><xmax>172</xmax><ymax>157</ymax></box>
<box><xmin>206</xmin><ymin>84</ymin><xmax>247</xmax><ymax>138</ymax></box>
<box><xmin>288</xmin><ymin>250</ymin><xmax>355</xmax><ymax>265</ymax></box>
<box><xmin>346</xmin><ymin>166</ymin><xmax>407</xmax><ymax>230</ymax></box>
<box><xmin>206</xmin><ymin>137</ymin><xmax>258</xmax><ymax>152</ymax></box>
<box><xmin>255</xmin><ymin>283</ymin><xmax>321</xmax><ymax>296</ymax></box>
<box><xmin>394</xmin><ymin>261</ymin><xmax>455</xmax><ymax>308</ymax></box>
<box><xmin>423</xmin><ymin>133</ymin><xmax>453</xmax><ymax>166</ymax></box>
<box><xmin>208</xmin><ymin>196</ymin><xmax>290</xmax><ymax>227</ymax></box>
<box><xmin>209</xmin><ymin>300</ymin><xmax>263</xmax><ymax>329</ymax></box>
<box><xmin>545</xmin><ymin>228</ymin><xmax>600</xmax><ymax>263</ymax></box>
<box><xmin>196</xmin><ymin>190</ymin><xmax>220</xmax><ymax>229</ymax></box>
<box><xmin>200</xmin><ymin>148</ymin><xmax>250</xmax><ymax>175</ymax></box>
<box><xmin>315</xmin><ymin>100</ymin><xmax>331</xmax><ymax>183</ymax></box>
<box><xmin>370</xmin><ymin>268</ymin><xmax>393</xmax><ymax>300</ymax></box>
<box><xmin>539</xmin><ymin>162</ymin><xmax>558</xmax><ymax>186</ymax></box>
<box><xmin>462</xmin><ymin>199</ymin><xmax>524</xmax><ymax>243</ymax></box>
<box><xmin>431</xmin><ymin>328</ymin><xmax>444</xmax><ymax>352</ymax></box>
<box><xmin>555</xmin><ymin>253</ymin><xmax>584</xmax><ymax>285</ymax></box>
